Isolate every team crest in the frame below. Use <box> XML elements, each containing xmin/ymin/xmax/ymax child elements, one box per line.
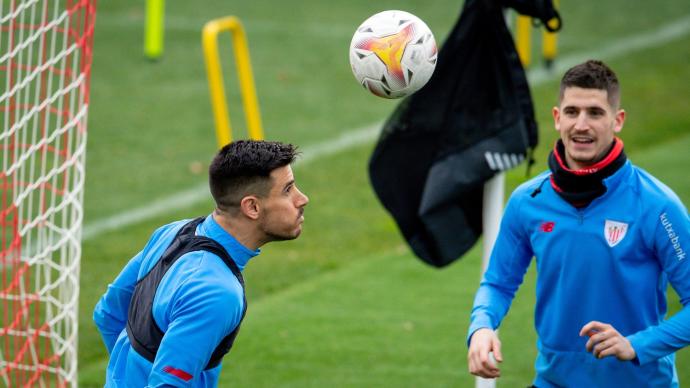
<box><xmin>604</xmin><ymin>220</ymin><xmax>628</xmax><ymax>247</ymax></box>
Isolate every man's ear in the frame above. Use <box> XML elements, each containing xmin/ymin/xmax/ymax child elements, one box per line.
<box><xmin>613</xmin><ymin>109</ymin><xmax>626</xmax><ymax>133</ymax></box>
<box><xmin>239</xmin><ymin>196</ymin><xmax>261</xmax><ymax>220</ymax></box>
<box><xmin>552</xmin><ymin>106</ymin><xmax>561</xmax><ymax>131</ymax></box>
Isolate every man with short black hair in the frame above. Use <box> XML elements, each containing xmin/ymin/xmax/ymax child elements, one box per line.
<box><xmin>94</xmin><ymin>140</ymin><xmax>309</xmax><ymax>387</ymax></box>
<box><xmin>467</xmin><ymin>60</ymin><xmax>690</xmax><ymax>386</ymax></box>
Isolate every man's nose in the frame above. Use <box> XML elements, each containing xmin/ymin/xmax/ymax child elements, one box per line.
<box><xmin>574</xmin><ymin>111</ymin><xmax>589</xmax><ymax>130</ymax></box>
<box><xmin>297</xmin><ymin>189</ymin><xmax>309</xmax><ymax>207</ymax></box>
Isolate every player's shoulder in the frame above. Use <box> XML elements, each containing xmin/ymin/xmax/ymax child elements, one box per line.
<box><xmin>150</xmin><ymin>218</ymin><xmax>193</xmax><ymax>241</ymax></box>
<box><xmin>511</xmin><ymin>170</ymin><xmax>552</xmax><ymax>199</ymax></box>
<box><xmin>495</xmin><ymin>171</ymin><xmax>552</xmax><ymax>220</ymax></box>
<box><xmin>628</xmin><ymin>164</ymin><xmax>685</xmax><ymax>210</ymax></box>
<box><xmin>139</xmin><ymin>219</ymin><xmax>195</xmax><ymax>272</ymax></box>
<box><xmin>179</xmin><ymin>250</ymin><xmax>244</xmax><ymax>297</ymax></box>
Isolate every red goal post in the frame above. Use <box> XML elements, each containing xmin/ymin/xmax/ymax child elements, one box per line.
<box><xmin>1</xmin><ymin>0</ymin><xmax>96</xmax><ymax>386</ymax></box>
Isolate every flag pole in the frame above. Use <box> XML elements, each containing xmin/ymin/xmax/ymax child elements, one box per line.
<box><xmin>476</xmin><ymin>172</ymin><xmax>505</xmax><ymax>388</ymax></box>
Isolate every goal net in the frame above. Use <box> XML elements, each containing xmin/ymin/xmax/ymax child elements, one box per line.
<box><xmin>1</xmin><ymin>0</ymin><xmax>96</xmax><ymax>386</ymax></box>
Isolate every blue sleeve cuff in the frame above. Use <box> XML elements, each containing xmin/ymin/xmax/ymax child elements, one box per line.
<box><xmin>467</xmin><ymin>315</ymin><xmax>494</xmax><ymax>347</ymax></box>
<box><xmin>627</xmin><ymin>333</ymin><xmax>653</xmax><ymax>365</ymax></box>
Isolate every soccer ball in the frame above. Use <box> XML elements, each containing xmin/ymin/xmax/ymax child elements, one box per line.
<box><xmin>349</xmin><ymin>10</ymin><xmax>437</xmax><ymax>99</ymax></box>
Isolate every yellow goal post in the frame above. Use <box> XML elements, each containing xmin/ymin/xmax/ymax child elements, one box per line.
<box><xmin>202</xmin><ymin>16</ymin><xmax>264</xmax><ymax>148</ymax></box>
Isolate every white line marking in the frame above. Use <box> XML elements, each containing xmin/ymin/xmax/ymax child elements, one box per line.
<box><xmin>82</xmin><ymin>123</ymin><xmax>381</xmax><ymax>240</ymax></box>
<box><xmin>527</xmin><ymin>14</ymin><xmax>690</xmax><ymax>85</ymax></box>
<box><xmin>82</xmin><ymin>15</ymin><xmax>690</xmax><ymax>241</ymax></box>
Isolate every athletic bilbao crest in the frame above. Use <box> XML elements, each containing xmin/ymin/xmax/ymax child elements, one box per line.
<box><xmin>605</xmin><ymin>220</ymin><xmax>628</xmax><ymax>247</ymax></box>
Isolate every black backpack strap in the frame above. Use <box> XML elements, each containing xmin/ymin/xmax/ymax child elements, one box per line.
<box><xmin>126</xmin><ymin>216</ymin><xmax>247</xmax><ymax>370</ymax></box>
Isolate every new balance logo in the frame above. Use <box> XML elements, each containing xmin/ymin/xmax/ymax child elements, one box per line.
<box><xmin>484</xmin><ymin>152</ymin><xmax>525</xmax><ymax>171</ymax></box>
<box><xmin>540</xmin><ymin>221</ymin><xmax>555</xmax><ymax>232</ymax></box>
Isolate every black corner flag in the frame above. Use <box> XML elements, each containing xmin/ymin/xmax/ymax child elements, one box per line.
<box><xmin>368</xmin><ymin>0</ymin><xmax>561</xmax><ymax>267</ymax></box>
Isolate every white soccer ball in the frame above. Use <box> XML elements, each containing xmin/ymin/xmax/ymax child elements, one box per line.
<box><xmin>349</xmin><ymin>10</ymin><xmax>437</xmax><ymax>99</ymax></box>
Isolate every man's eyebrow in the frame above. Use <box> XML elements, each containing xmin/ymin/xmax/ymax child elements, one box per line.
<box><xmin>283</xmin><ymin>179</ymin><xmax>295</xmax><ymax>190</ymax></box>
<box><xmin>563</xmin><ymin>104</ymin><xmax>605</xmax><ymax>111</ymax></box>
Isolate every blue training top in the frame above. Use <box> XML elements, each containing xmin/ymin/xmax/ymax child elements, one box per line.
<box><xmin>469</xmin><ymin>160</ymin><xmax>690</xmax><ymax>387</ymax></box>
<box><xmin>93</xmin><ymin>214</ymin><xmax>259</xmax><ymax>387</ymax></box>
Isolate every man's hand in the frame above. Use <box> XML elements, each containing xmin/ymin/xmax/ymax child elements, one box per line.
<box><xmin>467</xmin><ymin>328</ymin><xmax>503</xmax><ymax>379</ymax></box>
<box><xmin>579</xmin><ymin>321</ymin><xmax>636</xmax><ymax>361</ymax></box>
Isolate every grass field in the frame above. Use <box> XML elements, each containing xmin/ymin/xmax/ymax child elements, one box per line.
<box><xmin>76</xmin><ymin>0</ymin><xmax>690</xmax><ymax>386</ymax></box>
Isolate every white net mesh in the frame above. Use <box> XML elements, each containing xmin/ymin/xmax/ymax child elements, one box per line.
<box><xmin>0</xmin><ymin>0</ymin><xmax>95</xmax><ymax>386</ymax></box>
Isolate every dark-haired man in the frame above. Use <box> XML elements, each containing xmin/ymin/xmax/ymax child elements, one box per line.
<box><xmin>94</xmin><ymin>140</ymin><xmax>309</xmax><ymax>387</ymax></box>
<box><xmin>467</xmin><ymin>60</ymin><xmax>690</xmax><ymax>386</ymax></box>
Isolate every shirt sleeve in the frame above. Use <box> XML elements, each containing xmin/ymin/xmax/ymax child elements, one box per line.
<box><xmin>467</xmin><ymin>193</ymin><xmax>534</xmax><ymax>345</ymax></box>
<box><xmin>92</xmin><ymin>250</ymin><xmax>144</xmax><ymax>353</ymax></box>
<box><xmin>92</xmin><ymin>223</ymin><xmax>173</xmax><ymax>353</ymax></box>
<box><xmin>627</xmin><ymin>200</ymin><xmax>690</xmax><ymax>365</ymax></box>
<box><xmin>146</xmin><ymin>266</ymin><xmax>244</xmax><ymax>387</ymax></box>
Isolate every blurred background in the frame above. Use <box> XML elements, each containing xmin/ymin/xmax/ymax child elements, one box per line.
<box><xmin>79</xmin><ymin>0</ymin><xmax>690</xmax><ymax>386</ymax></box>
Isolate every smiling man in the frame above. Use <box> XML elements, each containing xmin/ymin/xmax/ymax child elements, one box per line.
<box><xmin>94</xmin><ymin>140</ymin><xmax>309</xmax><ymax>387</ymax></box>
<box><xmin>467</xmin><ymin>60</ymin><xmax>690</xmax><ymax>387</ymax></box>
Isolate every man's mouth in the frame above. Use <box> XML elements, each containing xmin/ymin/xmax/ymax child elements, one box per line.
<box><xmin>571</xmin><ymin>136</ymin><xmax>594</xmax><ymax>144</ymax></box>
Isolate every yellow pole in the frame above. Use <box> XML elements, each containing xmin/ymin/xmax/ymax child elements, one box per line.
<box><xmin>202</xmin><ymin>17</ymin><xmax>264</xmax><ymax>148</ymax></box>
<box><xmin>231</xmin><ymin>22</ymin><xmax>264</xmax><ymax>142</ymax></box>
<box><xmin>515</xmin><ymin>15</ymin><xmax>532</xmax><ymax>67</ymax></box>
<box><xmin>542</xmin><ymin>0</ymin><xmax>560</xmax><ymax>69</ymax></box>
<box><xmin>144</xmin><ymin>0</ymin><xmax>165</xmax><ymax>60</ymax></box>
<box><xmin>203</xmin><ymin>20</ymin><xmax>232</xmax><ymax>147</ymax></box>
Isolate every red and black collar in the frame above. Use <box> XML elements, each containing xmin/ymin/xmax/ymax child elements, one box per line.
<box><xmin>547</xmin><ymin>137</ymin><xmax>627</xmax><ymax>208</ymax></box>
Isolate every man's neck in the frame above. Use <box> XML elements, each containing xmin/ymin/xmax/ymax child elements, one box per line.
<box><xmin>212</xmin><ymin>210</ymin><xmax>262</xmax><ymax>250</ymax></box>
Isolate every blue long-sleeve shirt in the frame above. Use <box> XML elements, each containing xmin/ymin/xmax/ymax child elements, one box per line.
<box><xmin>469</xmin><ymin>161</ymin><xmax>690</xmax><ymax>387</ymax></box>
<box><xmin>93</xmin><ymin>214</ymin><xmax>258</xmax><ymax>387</ymax></box>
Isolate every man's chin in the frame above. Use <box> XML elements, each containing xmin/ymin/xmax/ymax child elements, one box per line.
<box><xmin>266</xmin><ymin>229</ymin><xmax>302</xmax><ymax>242</ymax></box>
<box><xmin>567</xmin><ymin>151</ymin><xmax>599</xmax><ymax>168</ymax></box>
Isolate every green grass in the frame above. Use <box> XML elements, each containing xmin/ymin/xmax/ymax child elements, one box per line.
<box><xmin>75</xmin><ymin>0</ymin><xmax>690</xmax><ymax>386</ymax></box>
